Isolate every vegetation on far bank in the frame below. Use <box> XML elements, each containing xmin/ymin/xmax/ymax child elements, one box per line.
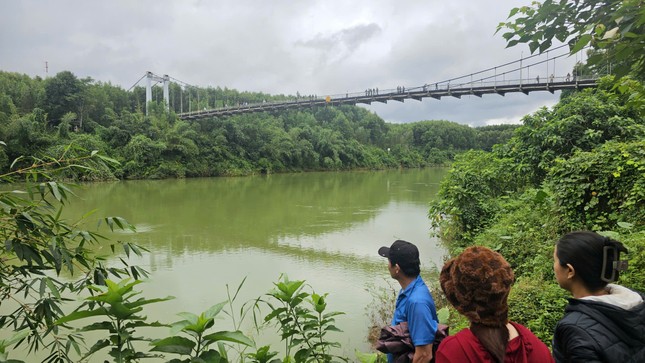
<box><xmin>0</xmin><ymin>70</ymin><xmax>518</xmax><ymax>181</ymax></box>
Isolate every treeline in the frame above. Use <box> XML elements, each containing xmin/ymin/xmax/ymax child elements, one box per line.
<box><xmin>430</xmin><ymin>76</ymin><xmax>645</xmax><ymax>342</ymax></box>
<box><xmin>0</xmin><ymin>70</ymin><xmax>517</xmax><ymax>180</ymax></box>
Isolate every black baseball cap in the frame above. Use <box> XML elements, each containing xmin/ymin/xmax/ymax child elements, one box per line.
<box><xmin>378</xmin><ymin>240</ymin><xmax>419</xmax><ymax>267</ymax></box>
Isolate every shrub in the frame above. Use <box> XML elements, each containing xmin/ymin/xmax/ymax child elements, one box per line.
<box><xmin>430</xmin><ymin>150</ymin><xmax>531</xmax><ymax>243</ymax></box>
<box><xmin>472</xmin><ymin>188</ymin><xmax>566</xmax><ymax>278</ymax></box>
<box><xmin>508</xmin><ymin>278</ymin><xmax>568</xmax><ymax>347</ymax></box>
<box><xmin>547</xmin><ymin>140</ymin><xmax>645</xmax><ymax>231</ymax></box>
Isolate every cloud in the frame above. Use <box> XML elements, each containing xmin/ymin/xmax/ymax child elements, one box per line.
<box><xmin>0</xmin><ymin>0</ymin><xmax>577</xmax><ymax>126</ymax></box>
<box><xmin>296</xmin><ymin>23</ymin><xmax>382</xmax><ymax>65</ymax></box>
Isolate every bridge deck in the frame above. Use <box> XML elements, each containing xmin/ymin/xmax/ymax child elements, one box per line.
<box><xmin>178</xmin><ymin>78</ymin><xmax>598</xmax><ymax>120</ymax></box>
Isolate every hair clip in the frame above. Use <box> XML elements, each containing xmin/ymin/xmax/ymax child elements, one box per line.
<box><xmin>601</xmin><ymin>246</ymin><xmax>627</xmax><ymax>282</ymax></box>
<box><xmin>614</xmin><ymin>260</ymin><xmax>628</xmax><ymax>272</ymax></box>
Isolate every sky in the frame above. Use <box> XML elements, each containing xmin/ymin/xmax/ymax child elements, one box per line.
<box><xmin>0</xmin><ymin>0</ymin><xmax>580</xmax><ymax>127</ymax></box>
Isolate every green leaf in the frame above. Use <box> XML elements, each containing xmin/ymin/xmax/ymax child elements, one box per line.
<box><xmin>294</xmin><ymin>348</ymin><xmax>311</xmax><ymax>362</ymax></box>
<box><xmin>44</xmin><ymin>278</ymin><xmax>61</xmax><ymax>299</ymax></box>
<box><xmin>534</xmin><ymin>190</ymin><xmax>548</xmax><ymax>203</ymax></box>
<box><xmin>355</xmin><ymin>350</ymin><xmax>379</xmax><ymax>363</ymax></box>
<box><xmin>47</xmin><ymin>182</ymin><xmax>63</xmax><ymax>202</ymax></box>
<box><xmin>616</xmin><ymin>221</ymin><xmax>634</xmax><ymax>230</ymax></box>
<box><xmin>128</xmin><ymin>296</ymin><xmax>174</xmax><ymax>309</ymax></box>
<box><xmin>82</xmin><ymin>339</ymin><xmax>111</xmax><ymax>359</ymax></box>
<box><xmin>570</xmin><ymin>34</ymin><xmax>592</xmax><ymax>53</ymax></box>
<box><xmin>509</xmin><ymin>7</ymin><xmax>520</xmax><ymax>18</ymax></box>
<box><xmin>78</xmin><ymin>321</ymin><xmax>113</xmax><ymax>332</ymax></box>
<box><xmin>437</xmin><ymin>307</ymin><xmax>450</xmax><ymax>324</ymax></box>
<box><xmin>203</xmin><ymin>330</ymin><xmax>255</xmax><ymax>348</ymax></box>
<box><xmin>150</xmin><ymin>336</ymin><xmax>195</xmax><ymax>355</ymax></box>
<box><xmin>56</xmin><ymin>308</ymin><xmax>109</xmax><ymax>324</ymax></box>
<box><xmin>198</xmin><ymin>349</ymin><xmax>223</xmax><ymax>362</ymax></box>
<box><xmin>95</xmin><ymin>153</ymin><xmax>120</xmax><ymax>165</ymax></box>
<box><xmin>204</xmin><ymin>301</ymin><xmax>227</xmax><ymax>320</ymax></box>
<box><xmin>539</xmin><ymin>39</ymin><xmax>552</xmax><ymax>52</ymax></box>
<box><xmin>0</xmin><ymin>329</ymin><xmax>30</xmax><ymax>348</ymax></box>
<box><xmin>529</xmin><ymin>41</ymin><xmax>540</xmax><ymax>53</ymax></box>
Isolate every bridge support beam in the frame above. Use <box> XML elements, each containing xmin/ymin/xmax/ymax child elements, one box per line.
<box><xmin>145</xmin><ymin>71</ymin><xmax>170</xmax><ymax>116</ymax></box>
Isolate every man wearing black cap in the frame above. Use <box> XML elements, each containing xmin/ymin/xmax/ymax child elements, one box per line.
<box><xmin>378</xmin><ymin>240</ymin><xmax>439</xmax><ymax>363</ymax></box>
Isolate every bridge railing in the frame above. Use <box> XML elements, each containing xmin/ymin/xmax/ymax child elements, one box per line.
<box><xmin>178</xmin><ymin>73</ymin><xmax>601</xmax><ymax>117</ymax></box>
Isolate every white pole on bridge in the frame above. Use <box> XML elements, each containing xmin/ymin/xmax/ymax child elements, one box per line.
<box><xmin>163</xmin><ymin>75</ymin><xmax>170</xmax><ymax>112</ymax></box>
<box><xmin>520</xmin><ymin>51</ymin><xmax>523</xmax><ymax>87</ymax></box>
<box><xmin>146</xmin><ymin>71</ymin><xmax>153</xmax><ymax>116</ymax></box>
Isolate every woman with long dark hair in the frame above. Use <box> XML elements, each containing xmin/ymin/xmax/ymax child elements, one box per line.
<box><xmin>552</xmin><ymin>231</ymin><xmax>645</xmax><ymax>362</ymax></box>
<box><xmin>436</xmin><ymin>246</ymin><xmax>553</xmax><ymax>362</ymax></box>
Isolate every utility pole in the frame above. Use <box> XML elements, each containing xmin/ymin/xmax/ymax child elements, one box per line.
<box><xmin>45</xmin><ymin>61</ymin><xmax>48</xmax><ymax>78</ymax></box>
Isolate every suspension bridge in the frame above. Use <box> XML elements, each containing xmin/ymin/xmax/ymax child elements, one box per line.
<box><xmin>132</xmin><ymin>45</ymin><xmax>602</xmax><ymax>121</ymax></box>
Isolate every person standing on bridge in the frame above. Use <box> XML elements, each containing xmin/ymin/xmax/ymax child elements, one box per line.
<box><xmin>377</xmin><ymin>240</ymin><xmax>439</xmax><ymax>363</ymax></box>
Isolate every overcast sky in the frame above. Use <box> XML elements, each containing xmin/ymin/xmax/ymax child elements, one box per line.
<box><xmin>0</xmin><ymin>0</ymin><xmax>579</xmax><ymax>126</ymax></box>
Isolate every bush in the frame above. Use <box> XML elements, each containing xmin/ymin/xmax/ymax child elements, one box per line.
<box><xmin>430</xmin><ymin>150</ymin><xmax>531</xmax><ymax>243</ymax></box>
<box><xmin>548</xmin><ymin>140</ymin><xmax>645</xmax><ymax>231</ymax></box>
<box><xmin>508</xmin><ymin>278</ymin><xmax>569</xmax><ymax>347</ymax></box>
<box><xmin>472</xmin><ymin>189</ymin><xmax>565</xmax><ymax>278</ymax></box>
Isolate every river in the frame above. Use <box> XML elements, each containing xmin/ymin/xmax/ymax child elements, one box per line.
<box><xmin>15</xmin><ymin>168</ymin><xmax>449</xmax><ymax>361</ymax></box>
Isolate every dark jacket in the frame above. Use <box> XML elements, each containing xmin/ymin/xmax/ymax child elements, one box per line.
<box><xmin>552</xmin><ymin>291</ymin><xmax>645</xmax><ymax>363</ymax></box>
<box><xmin>376</xmin><ymin>322</ymin><xmax>414</xmax><ymax>363</ymax></box>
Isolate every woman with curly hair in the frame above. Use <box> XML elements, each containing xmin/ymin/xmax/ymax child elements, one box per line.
<box><xmin>436</xmin><ymin>246</ymin><xmax>553</xmax><ymax>362</ymax></box>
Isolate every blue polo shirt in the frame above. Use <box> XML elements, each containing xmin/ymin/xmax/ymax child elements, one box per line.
<box><xmin>391</xmin><ymin>275</ymin><xmax>438</xmax><ymax>347</ymax></box>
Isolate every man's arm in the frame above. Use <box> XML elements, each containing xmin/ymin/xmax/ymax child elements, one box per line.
<box><xmin>412</xmin><ymin>344</ymin><xmax>433</xmax><ymax>363</ymax></box>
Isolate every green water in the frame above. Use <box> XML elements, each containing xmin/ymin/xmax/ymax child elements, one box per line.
<box><xmin>14</xmin><ymin>168</ymin><xmax>449</xmax><ymax>360</ymax></box>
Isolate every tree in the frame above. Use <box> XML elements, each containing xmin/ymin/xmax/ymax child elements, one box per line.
<box><xmin>497</xmin><ymin>0</ymin><xmax>644</xmax><ymax>80</ymax></box>
<box><xmin>0</xmin><ymin>149</ymin><xmax>147</xmax><ymax>362</ymax></box>
<box><xmin>43</xmin><ymin>71</ymin><xmax>84</xmax><ymax>123</ymax></box>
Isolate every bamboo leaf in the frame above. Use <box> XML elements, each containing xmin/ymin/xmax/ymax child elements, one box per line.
<box><xmin>56</xmin><ymin>308</ymin><xmax>109</xmax><ymax>325</ymax></box>
<box><xmin>45</xmin><ymin>278</ymin><xmax>61</xmax><ymax>299</ymax></box>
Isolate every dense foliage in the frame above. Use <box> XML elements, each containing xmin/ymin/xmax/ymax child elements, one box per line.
<box><xmin>0</xmin><ymin>70</ymin><xmax>517</xmax><ymax>180</ymax></box>
<box><xmin>0</xmin><ymin>152</ymin><xmax>153</xmax><ymax>362</ymax></box>
<box><xmin>431</xmin><ymin>77</ymin><xmax>645</xmax><ymax>343</ymax></box>
<box><xmin>497</xmin><ymin>0</ymin><xmax>644</xmax><ymax>80</ymax></box>
<box><xmin>0</xmin><ymin>154</ymin><xmax>358</xmax><ymax>362</ymax></box>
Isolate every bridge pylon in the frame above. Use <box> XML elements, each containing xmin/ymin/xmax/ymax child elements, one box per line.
<box><xmin>145</xmin><ymin>71</ymin><xmax>170</xmax><ymax>115</ymax></box>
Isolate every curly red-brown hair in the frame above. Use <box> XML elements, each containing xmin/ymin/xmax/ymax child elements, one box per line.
<box><xmin>440</xmin><ymin>246</ymin><xmax>515</xmax><ymax>327</ymax></box>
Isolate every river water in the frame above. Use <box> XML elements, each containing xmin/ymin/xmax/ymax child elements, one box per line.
<box><xmin>16</xmin><ymin>168</ymin><xmax>449</xmax><ymax>361</ymax></box>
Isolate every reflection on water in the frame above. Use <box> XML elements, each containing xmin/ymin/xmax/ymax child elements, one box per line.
<box><xmin>49</xmin><ymin>168</ymin><xmax>448</xmax><ymax>358</ymax></box>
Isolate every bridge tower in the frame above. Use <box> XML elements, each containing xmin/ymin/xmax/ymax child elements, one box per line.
<box><xmin>145</xmin><ymin>71</ymin><xmax>170</xmax><ymax>115</ymax></box>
